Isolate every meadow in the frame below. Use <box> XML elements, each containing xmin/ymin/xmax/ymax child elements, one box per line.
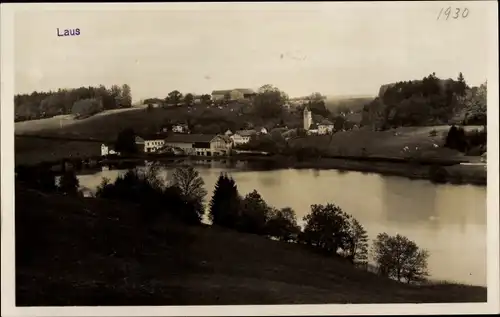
<box><xmin>16</xmin><ymin>185</ymin><xmax>487</xmax><ymax>305</ymax></box>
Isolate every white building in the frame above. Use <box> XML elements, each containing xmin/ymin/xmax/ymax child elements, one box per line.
<box><xmin>257</xmin><ymin>127</ymin><xmax>268</xmax><ymax>135</ymax></box>
<box><xmin>172</xmin><ymin>124</ymin><xmax>189</xmax><ymax>134</ymax></box>
<box><xmin>135</xmin><ymin>134</ymin><xmax>168</xmax><ymax>153</ymax></box>
<box><xmin>318</xmin><ymin>119</ymin><xmax>335</xmax><ymax>135</ymax></box>
<box><xmin>101</xmin><ymin>143</ymin><xmax>120</xmax><ymax>156</ymax></box>
<box><xmin>303</xmin><ymin>107</ymin><xmax>313</xmax><ymax>130</ymax></box>
<box><xmin>230</xmin><ymin>129</ymin><xmax>257</xmax><ymax>146</ymax></box>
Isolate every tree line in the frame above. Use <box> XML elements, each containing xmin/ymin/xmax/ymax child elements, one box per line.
<box><xmin>361</xmin><ymin>73</ymin><xmax>487</xmax><ymax>130</ymax></box>
<box><xmin>146</xmin><ymin>85</ymin><xmax>333</xmax><ymax>123</ymax></box>
<box><xmin>14</xmin><ymin>84</ymin><xmax>132</xmax><ymax>122</ymax></box>
<box><xmin>15</xmin><ymin>163</ymin><xmax>431</xmax><ymax>285</ymax></box>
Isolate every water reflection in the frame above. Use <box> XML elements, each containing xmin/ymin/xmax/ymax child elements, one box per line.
<box><xmin>381</xmin><ymin>176</ymin><xmax>438</xmax><ymax>226</ymax></box>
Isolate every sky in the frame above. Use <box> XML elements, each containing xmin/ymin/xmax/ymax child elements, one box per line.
<box><xmin>14</xmin><ymin>2</ymin><xmax>493</xmax><ymax>101</ymax></box>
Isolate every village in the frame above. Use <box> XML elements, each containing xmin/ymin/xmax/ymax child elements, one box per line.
<box><xmin>101</xmin><ymin>88</ymin><xmax>342</xmax><ymax>158</ymax></box>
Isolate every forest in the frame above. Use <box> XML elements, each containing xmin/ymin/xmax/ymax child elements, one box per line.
<box><xmin>361</xmin><ymin>73</ymin><xmax>487</xmax><ymax>129</ymax></box>
<box><xmin>14</xmin><ymin>84</ymin><xmax>132</xmax><ymax>122</ymax></box>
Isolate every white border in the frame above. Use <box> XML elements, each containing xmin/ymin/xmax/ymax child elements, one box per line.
<box><xmin>1</xmin><ymin>2</ymin><xmax>499</xmax><ymax>316</ymax></box>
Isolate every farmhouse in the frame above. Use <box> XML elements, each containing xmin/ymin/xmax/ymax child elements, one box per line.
<box><xmin>135</xmin><ymin>133</ymin><xmax>169</xmax><ymax>153</ymax></box>
<box><xmin>211</xmin><ymin>88</ymin><xmax>256</xmax><ymax>101</ymax></box>
<box><xmin>163</xmin><ymin>134</ymin><xmax>233</xmax><ymax>156</ymax></box>
<box><xmin>231</xmin><ymin>129</ymin><xmax>257</xmax><ymax>146</ymax></box>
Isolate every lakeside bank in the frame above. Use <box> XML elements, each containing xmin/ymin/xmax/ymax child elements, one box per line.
<box><xmin>18</xmin><ymin>153</ymin><xmax>487</xmax><ymax>186</ymax></box>
<box><xmin>99</xmin><ymin>154</ymin><xmax>487</xmax><ymax>186</ymax></box>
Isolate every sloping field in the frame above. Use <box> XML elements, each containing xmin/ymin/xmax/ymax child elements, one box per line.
<box><xmin>292</xmin><ymin>126</ymin><xmax>484</xmax><ymax>159</ymax></box>
<box><xmin>16</xmin><ymin>186</ymin><xmax>486</xmax><ymax>306</ymax></box>
<box><xmin>15</xmin><ymin>107</ymin><xmax>144</xmax><ymax>135</ymax></box>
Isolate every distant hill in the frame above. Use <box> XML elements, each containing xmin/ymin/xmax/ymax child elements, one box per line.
<box><xmin>325</xmin><ymin>96</ymin><xmax>374</xmax><ymax>114</ymax></box>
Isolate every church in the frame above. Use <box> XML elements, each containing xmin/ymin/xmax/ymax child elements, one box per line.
<box><xmin>303</xmin><ymin>107</ymin><xmax>335</xmax><ymax>135</ymax></box>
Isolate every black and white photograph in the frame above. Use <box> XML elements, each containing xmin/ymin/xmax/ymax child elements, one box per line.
<box><xmin>1</xmin><ymin>1</ymin><xmax>499</xmax><ymax>315</ymax></box>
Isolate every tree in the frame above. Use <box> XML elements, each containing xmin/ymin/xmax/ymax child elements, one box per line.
<box><xmin>239</xmin><ymin>190</ymin><xmax>271</xmax><ymax>234</ymax></box>
<box><xmin>372</xmin><ymin>233</ymin><xmax>429</xmax><ymax>284</ymax></box>
<box><xmin>253</xmin><ymin>84</ymin><xmax>288</xmax><ymax>118</ymax></box>
<box><xmin>307</xmin><ymin>92</ymin><xmax>329</xmax><ymax>116</ymax></box>
<box><xmin>120</xmin><ymin>84</ymin><xmax>132</xmax><ymax>108</ymax></box>
<box><xmin>266</xmin><ymin>207</ymin><xmax>301</xmax><ymax>242</ymax></box>
<box><xmin>71</xmin><ymin>98</ymin><xmax>103</xmax><ymax>118</ymax></box>
<box><xmin>184</xmin><ymin>93</ymin><xmax>194</xmax><ymax>107</ymax></box>
<box><xmin>59</xmin><ymin>170</ymin><xmax>80</xmax><ymax>195</ymax></box>
<box><xmin>166</xmin><ymin>90</ymin><xmax>183</xmax><ymax>106</ymax></box>
<box><xmin>200</xmin><ymin>94</ymin><xmax>212</xmax><ymax>106</ymax></box>
<box><xmin>171</xmin><ymin>166</ymin><xmax>207</xmax><ymax>221</ymax></box>
<box><xmin>301</xmin><ymin>203</ymin><xmax>352</xmax><ymax>255</ymax></box>
<box><xmin>344</xmin><ymin>218</ymin><xmax>369</xmax><ymax>266</ymax></box>
<box><xmin>209</xmin><ymin>173</ymin><xmax>241</xmax><ymax>228</ymax></box>
<box><xmin>171</xmin><ymin>166</ymin><xmax>207</xmax><ymax>201</ymax></box>
<box><xmin>463</xmin><ymin>81</ymin><xmax>487</xmax><ymax>126</ymax></box>
<box><xmin>444</xmin><ymin>125</ymin><xmax>468</xmax><ymax>152</ymax></box>
<box><xmin>455</xmin><ymin>72</ymin><xmax>467</xmax><ymax>97</ymax></box>
<box><xmin>115</xmin><ymin>128</ymin><xmax>138</xmax><ymax>154</ymax></box>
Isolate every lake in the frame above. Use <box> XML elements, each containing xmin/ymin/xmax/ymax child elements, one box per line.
<box><xmin>76</xmin><ymin>161</ymin><xmax>487</xmax><ymax>286</ymax></box>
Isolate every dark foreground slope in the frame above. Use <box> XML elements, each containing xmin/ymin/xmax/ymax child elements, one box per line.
<box><xmin>15</xmin><ymin>186</ymin><xmax>486</xmax><ymax>306</ymax></box>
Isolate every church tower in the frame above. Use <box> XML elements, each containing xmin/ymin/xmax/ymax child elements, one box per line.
<box><xmin>303</xmin><ymin>107</ymin><xmax>312</xmax><ymax>130</ymax></box>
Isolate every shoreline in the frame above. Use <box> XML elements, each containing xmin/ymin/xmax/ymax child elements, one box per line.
<box><xmin>16</xmin><ymin>152</ymin><xmax>486</xmax><ymax>186</ymax></box>
<box><xmin>97</xmin><ymin>154</ymin><xmax>487</xmax><ymax>186</ymax></box>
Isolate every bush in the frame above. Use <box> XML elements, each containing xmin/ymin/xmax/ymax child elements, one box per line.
<box><xmin>95</xmin><ymin>166</ymin><xmax>205</xmax><ymax>225</ymax></box>
<box><xmin>428</xmin><ymin>129</ymin><xmax>437</xmax><ymax>137</ymax></box>
<box><xmin>58</xmin><ymin>170</ymin><xmax>80</xmax><ymax>195</ymax></box>
<box><xmin>428</xmin><ymin>165</ymin><xmax>449</xmax><ymax>184</ymax></box>
<box><xmin>238</xmin><ymin>190</ymin><xmax>271</xmax><ymax>234</ymax></box>
<box><xmin>266</xmin><ymin>207</ymin><xmax>301</xmax><ymax>242</ymax></box>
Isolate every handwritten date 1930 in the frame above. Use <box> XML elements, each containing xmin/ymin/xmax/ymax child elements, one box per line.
<box><xmin>57</xmin><ymin>28</ymin><xmax>80</xmax><ymax>37</ymax></box>
<box><xmin>437</xmin><ymin>7</ymin><xmax>469</xmax><ymax>20</ymax></box>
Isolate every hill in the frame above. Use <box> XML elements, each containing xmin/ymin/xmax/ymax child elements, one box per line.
<box><xmin>325</xmin><ymin>96</ymin><xmax>373</xmax><ymax>114</ymax></box>
<box><xmin>16</xmin><ymin>186</ymin><xmax>486</xmax><ymax>305</ymax></box>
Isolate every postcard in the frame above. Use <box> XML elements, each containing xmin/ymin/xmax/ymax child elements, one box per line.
<box><xmin>1</xmin><ymin>1</ymin><xmax>499</xmax><ymax>316</ymax></box>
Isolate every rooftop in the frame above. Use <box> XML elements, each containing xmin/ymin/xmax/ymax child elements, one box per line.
<box><xmin>319</xmin><ymin>119</ymin><xmax>334</xmax><ymax>125</ymax></box>
<box><xmin>235</xmin><ymin>129</ymin><xmax>257</xmax><ymax>136</ymax></box>
<box><xmin>165</xmin><ymin>134</ymin><xmax>218</xmax><ymax>143</ymax></box>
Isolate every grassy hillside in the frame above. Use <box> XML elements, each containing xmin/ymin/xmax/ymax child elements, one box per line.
<box><xmin>292</xmin><ymin>125</ymin><xmax>485</xmax><ymax>158</ymax></box>
<box><xmin>16</xmin><ymin>186</ymin><xmax>486</xmax><ymax>305</ymax></box>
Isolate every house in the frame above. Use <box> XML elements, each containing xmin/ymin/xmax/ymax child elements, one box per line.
<box><xmin>306</xmin><ymin>123</ymin><xmax>319</xmax><ymax>135</ymax></box>
<box><xmin>211</xmin><ymin>88</ymin><xmax>256</xmax><ymax>101</ymax></box>
<box><xmin>163</xmin><ymin>134</ymin><xmax>233</xmax><ymax>156</ymax></box>
<box><xmin>256</xmin><ymin>127</ymin><xmax>268</xmax><ymax>135</ymax></box>
<box><xmin>224</xmin><ymin>129</ymin><xmax>233</xmax><ymax>136</ymax></box>
<box><xmin>135</xmin><ymin>133</ymin><xmax>169</xmax><ymax>153</ymax></box>
<box><xmin>172</xmin><ymin>123</ymin><xmax>190</xmax><ymax>134</ymax></box>
<box><xmin>101</xmin><ymin>143</ymin><xmax>120</xmax><ymax>156</ymax></box>
<box><xmin>318</xmin><ymin>119</ymin><xmax>335</xmax><ymax>135</ymax></box>
<box><xmin>230</xmin><ymin>129</ymin><xmax>257</xmax><ymax>146</ymax></box>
